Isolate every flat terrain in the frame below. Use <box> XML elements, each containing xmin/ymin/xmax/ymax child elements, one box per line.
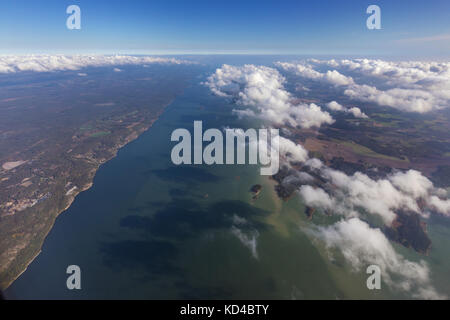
<box><xmin>287</xmin><ymin>96</ymin><xmax>450</xmax><ymax>178</ymax></box>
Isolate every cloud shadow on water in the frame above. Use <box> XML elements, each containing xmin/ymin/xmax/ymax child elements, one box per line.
<box><xmin>100</xmin><ymin>198</ymin><xmax>271</xmax><ymax>297</ymax></box>
<box><xmin>119</xmin><ymin>199</ymin><xmax>270</xmax><ymax>240</ymax></box>
<box><xmin>100</xmin><ymin>239</ymin><xmax>181</xmax><ymax>276</ymax></box>
<box><xmin>150</xmin><ymin>166</ymin><xmax>221</xmax><ymax>185</ymax></box>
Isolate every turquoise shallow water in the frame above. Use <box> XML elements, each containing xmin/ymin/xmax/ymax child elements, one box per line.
<box><xmin>5</xmin><ymin>63</ymin><xmax>450</xmax><ymax>299</ymax></box>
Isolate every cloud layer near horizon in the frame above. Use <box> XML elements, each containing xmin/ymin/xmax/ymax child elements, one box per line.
<box><xmin>276</xmin><ymin>59</ymin><xmax>450</xmax><ymax>113</ymax></box>
<box><xmin>0</xmin><ymin>55</ymin><xmax>190</xmax><ymax>73</ymax></box>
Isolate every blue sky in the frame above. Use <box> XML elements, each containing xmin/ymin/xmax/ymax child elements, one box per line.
<box><xmin>0</xmin><ymin>0</ymin><xmax>449</xmax><ymax>57</ymax></box>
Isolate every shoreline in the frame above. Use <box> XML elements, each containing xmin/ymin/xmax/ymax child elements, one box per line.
<box><xmin>3</xmin><ymin>186</ymin><xmax>85</xmax><ymax>290</ymax></box>
<box><xmin>2</xmin><ymin>108</ymin><xmax>170</xmax><ymax>291</ymax></box>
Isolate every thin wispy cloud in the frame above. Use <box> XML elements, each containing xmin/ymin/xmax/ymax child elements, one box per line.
<box><xmin>396</xmin><ymin>33</ymin><xmax>450</xmax><ymax>43</ymax></box>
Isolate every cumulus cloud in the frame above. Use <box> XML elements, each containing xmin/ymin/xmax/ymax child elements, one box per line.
<box><xmin>297</xmin><ymin>167</ymin><xmax>450</xmax><ymax>224</ymax></box>
<box><xmin>277</xmin><ymin>59</ymin><xmax>450</xmax><ymax>113</ymax></box>
<box><xmin>324</xmin><ymin>70</ymin><xmax>355</xmax><ymax>86</ymax></box>
<box><xmin>276</xmin><ymin>61</ymin><xmax>354</xmax><ymax>86</ymax></box>
<box><xmin>326</xmin><ymin>101</ymin><xmax>368</xmax><ymax>119</ymax></box>
<box><xmin>299</xmin><ymin>185</ymin><xmax>334</xmax><ymax>210</ymax></box>
<box><xmin>205</xmin><ymin>64</ymin><xmax>334</xmax><ymax>129</ymax></box>
<box><xmin>347</xmin><ymin>107</ymin><xmax>368</xmax><ymax>119</ymax></box>
<box><xmin>428</xmin><ymin>196</ymin><xmax>450</xmax><ymax>216</ymax></box>
<box><xmin>343</xmin><ymin>85</ymin><xmax>437</xmax><ymax>113</ymax></box>
<box><xmin>389</xmin><ymin>170</ymin><xmax>433</xmax><ymax>198</ymax></box>
<box><xmin>304</xmin><ymin>158</ymin><xmax>324</xmax><ymax>170</ymax></box>
<box><xmin>291</xmin><ymin>103</ymin><xmax>335</xmax><ymax>128</ymax></box>
<box><xmin>296</xmin><ymin>165</ymin><xmax>450</xmax><ymax>299</ymax></box>
<box><xmin>0</xmin><ymin>55</ymin><xmax>191</xmax><ymax>73</ymax></box>
<box><xmin>228</xmin><ymin>127</ymin><xmax>309</xmax><ymax>168</ymax></box>
<box><xmin>311</xmin><ymin>218</ymin><xmax>445</xmax><ymax>299</ymax></box>
<box><xmin>324</xmin><ymin>169</ymin><xmax>416</xmax><ymax>223</ymax></box>
<box><xmin>279</xmin><ymin>136</ymin><xmax>309</xmax><ymax>163</ymax></box>
<box><xmin>327</xmin><ymin>101</ymin><xmax>345</xmax><ymax>111</ymax></box>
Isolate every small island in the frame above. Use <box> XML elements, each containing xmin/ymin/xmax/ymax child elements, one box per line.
<box><xmin>384</xmin><ymin>210</ymin><xmax>432</xmax><ymax>255</ymax></box>
<box><xmin>305</xmin><ymin>206</ymin><xmax>316</xmax><ymax>220</ymax></box>
<box><xmin>250</xmin><ymin>184</ymin><xmax>262</xmax><ymax>200</ymax></box>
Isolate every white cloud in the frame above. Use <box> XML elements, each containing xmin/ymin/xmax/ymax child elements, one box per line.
<box><xmin>0</xmin><ymin>55</ymin><xmax>191</xmax><ymax>73</ymax></box>
<box><xmin>304</xmin><ymin>158</ymin><xmax>324</xmax><ymax>170</ymax></box>
<box><xmin>290</xmin><ymin>103</ymin><xmax>335</xmax><ymax>128</ymax></box>
<box><xmin>389</xmin><ymin>170</ymin><xmax>433</xmax><ymax>198</ymax></box>
<box><xmin>428</xmin><ymin>196</ymin><xmax>450</xmax><ymax>216</ymax></box>
<box><xmin>343</xmin><ymin>85</ymin><xmax>436</xmax><ymax>113</ymax></box>
<box><xmin>279</xmin><ymin>136</ymin><xmax>309</xmax><ymax>163</ymax></box>
<box><xmin>276</xmin><ymin>61</ymin><xmax>354</xmax><ymax>86</ymax></box>
<box><xmin>277</xmin><ymin>59</ymin><xmax>450</xmax><ymax>113</ymax></box>
<box><xmin>296</xmin><ymin>167</ymin><xmax>450</xmax><ymax>224</ymax></box>
<box><xmin>295</xmin><ymin>164</ymin><xmax>450</xmax><ymax>299</ymax></box>
<box><xmin>299</xmin><ymin>185</ymin><xmax>334</xmax><ymax>210</ymax></box>
<box><xmin>347</xmin><ymin>107</ymin><xmax>368</xmax><ymax>119</ymax></box>
<box><xmin>320</xmin><ymin>168</ymin><xmax>429</xmax><ymax>224</ymax></box>
<box><xmin>326</xmin><ymin>101</ymin><xmax>368</xmax><ymax>119</ymax></box>
<box><xmin>324</xmin><ymin>70</ymin><xmax>354</xmax><ymax>86</ymax></box>
<box><xmin>231</xmin><ymin>225</ymin><xmax>259</xmax><ymax>259</ymax></box>
<box><xmin>205</xmin><ymin>60</ymin><xmax>450</xmax><ymax>299</ymax></box>
<box><xmin>327</xmin><ymin>101</ymin><xmax>345</xmax><ymax>111</ymax></box>
<box><xmin>312</xmin><ymin>217</ymin><xmax>445</xmax><ymax>299</ymax></box>
<box><xmin>205</xmin><ymin>64</ymin><xmax>334</xmax><ymax>129</ymax></box>
<box><xmin>229</xmin><ymin>126</ymin><xmax>309</xmax><ymax>166</ymax></box>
